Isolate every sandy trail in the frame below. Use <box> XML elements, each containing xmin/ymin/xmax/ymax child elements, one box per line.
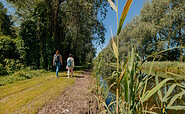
<box><xmin>37</xmin><ymin>70</ymin><xmax>97</xmax><ymax>114</ymax></box>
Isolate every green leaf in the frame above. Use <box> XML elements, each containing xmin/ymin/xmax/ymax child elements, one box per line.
<box><xmin>149</xmin><ymin>57</ymin><xmax>155</xmax><ymax>75</ymax></box>
<box><xmin>155</xmin><ymin>76</ymin><xmax>163</xmax><ymax>102</ymax></box>
<box><xmin>167</xmin><ymin>90</ymin><xmax>185</xmax><ymax>107</ymax></box>
<box><xmin>129</xmin><ymin>48</ymin><xmax>134</xmax><ymax>72</ymax></box>
<box><xmin>142</xmin><ymin>78</ymin><xmax>174</xmax><ymax>102</ymax></box>
<box><xmin>166</xmin><ymin>106</ymin><xmax>185</xmax><ymax>110</ymax></box>
<box><xmin>108</xmin><ymin>0</ymin><xmax>117</xmax><ymax>12</ymax></box>
<box><xmin>117</xmin><ymin>69</ymin><xmax>125</xmax><ymax>87</ymax></box>
<box><xmin>117</xmin><ymin>0</ymin><xmax>133</xmax><ymax>35</ymax></box>
<box><xmin>161</xmin><ymin>84</ymin><xmax>176</xmax><ymax>102</ymax></box>
<box><xmin>124</xmin><ymin>69</ymin><xmax>129</xmax><ymax>102</ymax></box>
<box><xmin>143</xmin><ymin>110</ymin><xmax>158</xmax><ymax>114</ymax></box>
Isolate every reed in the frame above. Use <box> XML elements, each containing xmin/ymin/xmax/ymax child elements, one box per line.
<box><xmin>93</xmin><ymin>0</ymin><xmax>185</xmax><ymax>113</ymax></box>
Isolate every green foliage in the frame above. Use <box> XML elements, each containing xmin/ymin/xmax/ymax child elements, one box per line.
<box><xmin>0</xmin><ymin>36</ymin><xmax>25</xmax><ymax>75</ymax></box>
<box><xmin>0</xmin><ymin>2</ymin><xmax>15</xmax><ymax>37</ymax></box>
<box><xmin>0</xmin><ymin>36</ymin><xmax>18</xmax><ymax>61</ymax></box>
<box><xmin>142</xmin><ymin>61</ymin><xmax>185</xmax><ymax>80</ymax></box>
<box><xmin>101</xmin><ymin>0</ymin><xmax>185</xmax><ymax>62</ymax></box>
<box><xmin>0</xmin><ymin>71</ymin><xmax>74</xmax><ymax>114</ymax></box>
<box><xmin>4</xmin><ymin>59</ymin><xmax>24</xmax><ymax>74</ymax></box>
<box><xmin>94</xmin><ymin>0</ymin><xmax>185</xmax><ymax>113</ymax></box>
<box><xmin>20</xmin><ymin>19</ymin><xmax>42</xmax><ymax>68</ymax></box>
<box><xmin>0</xmin><ymin>69</ymin><xmax>47</xmax><ymax>86</ymax></box>
<box><xmin>3</xmin><ymin>0</ymin><xmax>109</xmax><ymax>68</ymax></box>
<box><xmin>0</xmin><ymin>63</ymin><xmax>8</xmax><ymax>76</ymax></box>
<box><xmin>94</xmin><ymin>49</ymin><xmax>185</xmax><ymax>113</ymax></box>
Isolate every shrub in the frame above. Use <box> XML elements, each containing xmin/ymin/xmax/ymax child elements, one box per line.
<box><xmin>4</xmin><ymin>59</ymin><xmax>24</xmax><ymax>74</ymax></box>
<box><xmin>0</xmin><ymin>63</ymin><xmax>8</xmax><ymax>76</ymax></box>
<box><xmin>0</xmin><ymin>69</ymin><xmax>47</xmax><ymax>86</ymax></box>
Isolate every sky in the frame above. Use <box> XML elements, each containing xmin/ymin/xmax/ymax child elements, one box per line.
<box><xmin>96</xmin><ymin>0</ymin><xmax>146</xmax><ymax>55</ymax></box>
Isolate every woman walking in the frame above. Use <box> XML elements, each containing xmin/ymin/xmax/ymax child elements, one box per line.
<box><xmin>66</xmin><ymin>54</ymin><xmax>74</xmax><ymax>78</ymax></box>
<box><xmin>53</xmin><ymin>50</ymin><xmax>63</xmax><ymax>78</ymax></box>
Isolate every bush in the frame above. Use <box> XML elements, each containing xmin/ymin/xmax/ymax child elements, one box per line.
<box><xmin>4</xmin><ymin>59</ymin><xmax>24</xmax><ymax>74</ymax></box>
<box><xmin>0</xmin><ymin>69</ymin><xmax>47</xmax><ymax>86</ymax></box>
<box><xmin>0</xmin><ymin>63</ymin><xmax>8</xmax><ymax>76</ymax></box>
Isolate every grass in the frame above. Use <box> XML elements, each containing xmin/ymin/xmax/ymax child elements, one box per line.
<box><xmin>0</xmin><ymin>71</ymin><xmax>81</xmax><ymax>114</ymax></box>
<box><xmin>0</xmin><ymin>69</ymin><xmax>47</xmax><ymax>86</ymax></box>
<box><xmin>141</xmin><ymin>61</ymin><xmax>185</xmax><ymax>80</ymax></box>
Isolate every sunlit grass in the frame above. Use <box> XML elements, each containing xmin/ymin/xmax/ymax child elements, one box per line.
<box><xmin>0</xmin><ymin>71</ymin><xmax>78</xmax><ymax>114</ymax></box>
<box><xmin>142</xmin><ymin>61</ymin><xmax>185</xmax><ymax>80</ymax></box>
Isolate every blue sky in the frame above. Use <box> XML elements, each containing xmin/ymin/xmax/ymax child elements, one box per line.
<box><xmin>96</xmin><ymin>0</ymin><xmax>146</xmax><ymax>55</ymax></box>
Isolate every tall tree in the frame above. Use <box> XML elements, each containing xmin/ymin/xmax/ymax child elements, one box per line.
<box><xmin>0</xmin><ymin>2</ymin><xmax>14</xmax><ymax>37</ymax></box>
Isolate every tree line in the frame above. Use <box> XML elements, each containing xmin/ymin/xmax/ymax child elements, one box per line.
<box><xmin>0</xmin><ymin>0</ymin><xmax>109</xmax><ymax>75</ymax></box>
<box><xmin>100</xmin><ymin>0</ymin><xmax>185</xmax><ymax>77</ymax></box>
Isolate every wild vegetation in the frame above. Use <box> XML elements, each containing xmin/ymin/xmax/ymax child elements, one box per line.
<box><xmin>0</xmin><ymin>71</ymin><xmax>76</xmax><ymax>113</ymax></box>
<box><xmin>99</xmin><ymin>0</ymin><xmax>185</xmax><ymax>83</ymax></box>
<box><xmin>0</xmin><ymin>0</ymin><xmax>109</xmax><ymax>75</ymax></box>
<box><xmin>142</xmin><ymin>61</ymin><xmax>185</xmax><ymax>80</ymax></box>
<box><xmin>93</xmin><ymin>0</ymin><xmax>185</xmax><ymax>114</ymax></box>
<box><xmin>1</xmin><ymin>0</ymin><xmax>185</xmax><ymax>113</ymax></box>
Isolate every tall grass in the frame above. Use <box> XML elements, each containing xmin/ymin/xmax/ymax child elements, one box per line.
<box><xmin>0</xmin><ymin>71</ymin><xmax>74</xmax><ymax>113</ymax></box>
<box><xmin>93</xmin><ymin>0</ymin><xmax>185</xmax><ymax>113</ymax></box>
<box><xmin>142</xmin><ymin>61</ymin><xmax>185</xmax><ymax>80</ymax></box>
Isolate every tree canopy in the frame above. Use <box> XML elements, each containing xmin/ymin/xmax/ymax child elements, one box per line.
<box><xmin>0</xmin><ymin>0</ymin><xmax>109</xmax><ymax>73</ymax></box>
<box><xmin>99</xmin><ymin>0</ymin><xmax>185</xmax><ymax>77</ymax></box>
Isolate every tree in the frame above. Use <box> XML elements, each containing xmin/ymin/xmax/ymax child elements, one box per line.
<box><xmin>0</xmin><ymin>2</ymin><xmax>14</xmax><ymax>37</ymax></box>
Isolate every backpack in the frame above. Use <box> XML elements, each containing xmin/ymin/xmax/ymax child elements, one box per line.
<box><xmin>54</xmin><ymin>54</ymin><xmax>60</xmax><ymax>63</ymax></box>
<box><xmin>67</xmin><ymin>59</ymin><xmax>71</xmax><ymax>67</ymax></box>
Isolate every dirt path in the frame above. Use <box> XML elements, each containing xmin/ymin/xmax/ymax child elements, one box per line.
<box><xmin>37</xmin><ymin>70</ymin><xmax>97</xmax><ymax>114</ymax></box>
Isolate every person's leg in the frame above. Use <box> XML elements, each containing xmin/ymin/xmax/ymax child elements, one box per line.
<box><xmin>56</xmin><ymin>63</ymin><xmax>59</xmax><ymax>78</ymax></box>
<box><xmin>71</xmin><ymin>68</ymin><xmax>73</xmax><ymax>77</ymax></box>
<box><xmin>56</xmin><ymin>62</ymin><xmax>60</xmax><ymax>78</ymax></box>
<box><xmin>68</xmin><ymin>69</ymin><xmax>70</xmax><ymax>78</ymax></box>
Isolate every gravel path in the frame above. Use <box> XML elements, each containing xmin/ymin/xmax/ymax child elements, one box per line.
<box><xmin>37</xmin><ymin>70</ymin><xmax>97</xmax><ymax>114</ymax></box>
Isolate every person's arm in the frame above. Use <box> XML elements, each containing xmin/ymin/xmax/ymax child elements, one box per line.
<box><xmin>60</xmin><ymin>55</ymin><xmax>63</xmax><ymax>65</ymax></box>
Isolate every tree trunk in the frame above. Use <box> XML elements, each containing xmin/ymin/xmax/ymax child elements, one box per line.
<box><xmin>53</xmin><ymin>0</ymin><xmax>65</xmax><ymax>49</ymax></box>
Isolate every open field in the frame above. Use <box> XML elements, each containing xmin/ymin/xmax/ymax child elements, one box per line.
<box><xmin>0</xmin><ymin>71</ymin><xmax>78</xmax><ymax>114</ymax></box>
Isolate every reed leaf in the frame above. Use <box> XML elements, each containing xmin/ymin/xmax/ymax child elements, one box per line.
<box><xmin>103</xmin><ymin>101</ymin><xmax>111</xmax><ymax>113</ymax></box>
<box><xmin>155</xmin><ymin>76</ymin><xmax>163</xmax><ymax>102</ymax></box>
<box><xmin>166</xmin><ymin>72</ymin><xmax>183</xmax><ymax>78</ymax></box>
<box><xmin>141</xmin><ymin>77</ymin><xmax>148</xmax><ymax>101</ymax></box>
<box><xmin>149</xmin><ymin>57</ymin><xmax>155</xmax><ymax>75</ymax></box>
<box><xmin>161</xmin><ymin>84</ymin><xmax>176</xmax><ymax>102</ymax></box>
<box><xmin>142</xmin><ymin>78</ymin><xmax>174</xmax><ymax>102</ymax></box>
<box><xmin>124</xmin><ymin>69</ymin><xmax>129</xmax><ymax>102</ymax></box>
<box><xmin>166</xmin><ymin>106</ymin><xmax>185</xmax><ymax>110</ymax></box>
<box><xmin>108</xmin><ymin>0</ymin><xmax>117</xmax><ymax>12</ymax></box>
<box><xmin>143</xmin><ymin>110</ymin><xmax>158</xmax><ymax>114</ymax></box>
<box><xmin>167</xmin><ymin>90</ymin><xmax>185</xmax><ymax>107</ymax></box>
<box><xmin>129</xmin><ymin>48</ymin><xmax>134</xmax><ymax>72</ymax></box>
<box><xmin>117</xmin><ymin>69</ymin><xmax>125</xmax><ymax>87</ymax></box>
<box><xmin>117</xmin><ymin>0</ymin><xmax>133</xmax><ymax>35</ymax></box>
<box><xmin>110</xmin><ymin>26</ymin><xmax>118</xmax><ymax>58</ymax></box>
<box><xmin>108</xmin><ymin>101</ymin><xmax>117</xmax><ymax>108</ymax></box>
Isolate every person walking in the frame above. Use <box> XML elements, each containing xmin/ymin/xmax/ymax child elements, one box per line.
<box><xmin>53</xmin><ymin>50</ymin><xmax>63</xmax><ymax>78</ymax></box>
<box><xmin>66</xmin><ymin>54</ymin><xmax>74</xmax><ymax>78</ymax></box>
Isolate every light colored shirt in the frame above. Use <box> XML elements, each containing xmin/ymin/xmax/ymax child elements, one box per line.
<box><xmin>66</xmin><ymin>57</ymin><xmax>74</xmax><ymax>69</ymax></box>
